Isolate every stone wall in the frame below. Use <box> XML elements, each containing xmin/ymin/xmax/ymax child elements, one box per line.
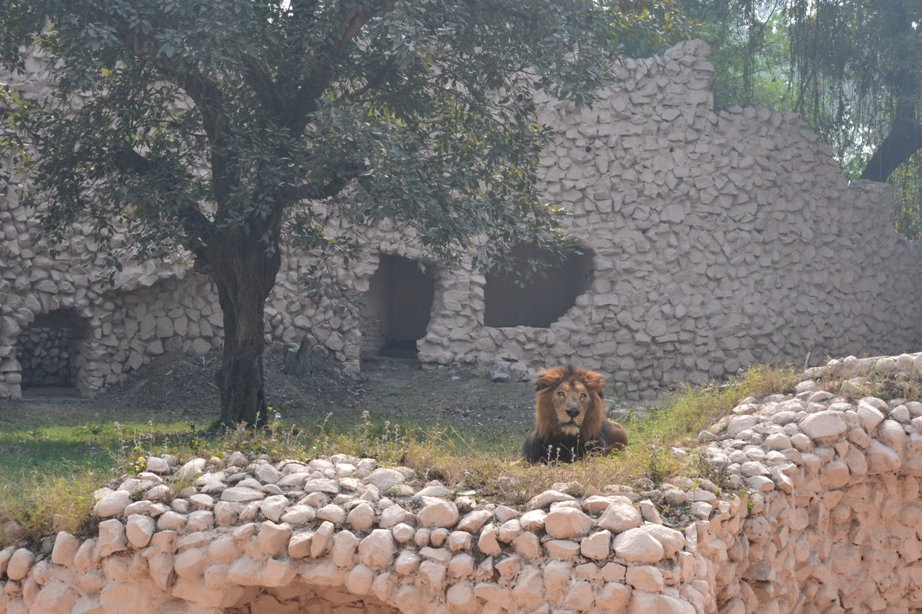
<box><xmin>17</xmin><ymin>327</ymin><xmax>75</xmax><ymax>387</ymax></box>
<box><xmin>2</xmin><ymin>350</ymin><xmax>922</xmax><ymax>614</ymax></box>
<box><xmin>2</xmin><ymin>39</ymin><xmax>922</xmax><ymax>399</ymax></box>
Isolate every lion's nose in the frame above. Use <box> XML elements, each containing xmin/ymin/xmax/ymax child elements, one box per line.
<box><xmin>566</xmin><ymin>406</ymin><xmax>580</xmax><ymax>418</ymax></box>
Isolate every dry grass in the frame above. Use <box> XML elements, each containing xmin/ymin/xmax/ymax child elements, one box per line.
<box><xmin>0</xmin><ymin>363</ymin><xmax>800</xmax><ymax>546</ymax></box>
<box><xmin>819</xmin><ymin>371</ymin><xmax>922</xmax><ymax>403</ymax></box>
<box><xmin>383</xmin><ymin>363</ymin><xmax>800</xmax><ymax>505</ymax></box>
<box><xmin>0</xmin><ymin>469</ymin><xmax>99</xmax><ymax>542</ymax></box>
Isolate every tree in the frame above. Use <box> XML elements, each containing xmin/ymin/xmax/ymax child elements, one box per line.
<box><xmin>786</xmin><ymin>0</ymin><xmax>922</xmax><ymax>184</ymax></box>
<box><xmin>677</xmin><ymin>0</ymin><xmax>791</xmax><ymax>110</ymax></box>
<box><xmin>0</xmin><ymin>0</ymin><xmax>679</xmax><ymax>427</ymax></box>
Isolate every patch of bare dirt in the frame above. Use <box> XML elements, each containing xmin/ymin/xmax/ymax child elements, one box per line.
<box><xmin>0</xmin><ymin>347</ymin><xmax>536</xmax><ymax>437</ymax></box>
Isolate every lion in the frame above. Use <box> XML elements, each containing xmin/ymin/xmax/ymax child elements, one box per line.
<box><xmin>522</xmin><ymin>366</ymin><xmax>627</xmax><ymax>463</ymax></box>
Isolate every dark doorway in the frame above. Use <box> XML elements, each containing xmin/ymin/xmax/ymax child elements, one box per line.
<box><xmin>484</xmin><ymin>243</ymin><xmax>595</xmax><ymax>328</ymax></box>
<box><xmin>16</xmin><ymin>308</ymin><xmax>90</xmax><ymax>394</ymax></box>
<box><xmin>361</xmin><ymin>254</ymin><xmax>435</xmax><ymax>358</ymax></box>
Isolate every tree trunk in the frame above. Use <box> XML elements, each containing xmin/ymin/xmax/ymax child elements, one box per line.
<box><xmin>202</xmin><ymin>234</ymin><xmax>282</xmax><ymax>428</ymax></box>
<box><xmin>860</xmin><ymin>97</ymin><xmax>922</xmax><ymax>183</ymax></box>
<box><xmin>859</xmin><ymin>119</ymin><xmax>922</xmax><ymax>183</ymax></box>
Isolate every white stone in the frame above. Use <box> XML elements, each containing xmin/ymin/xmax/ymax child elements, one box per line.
<box><xmin>598</xmin><ymin>501</ymin><xmax>642</xmax><ymax>533</ymax></box>
<box><xmin>359</xmin><ymin>529</ymin><xmax>396</xmax><ymax>570</ymax></box>
<box><xmin>281</xmin><ymin>504</ymin><xmax>316</xmax><ymax>525</ymax></box>
<box><xmin>417</xmin><ymin>500</ymin><xmax>459</xmax><ymax>529</ymax></box>
<box><xmin>379</xmin><ymin>504</ymin><xmax>413</xmax><ymax>528</ymax></box>
<box><xmin>364</xmin><ymin>469</ymin><xmax>406</xmax><ymax>491</ymax></box>
<box><xmin>866</xmin><ymin>439</ymin><xmax>902</xmax><ymax>474</ymax></box>
<box><xmin>877</xmin><ymin>419</ymin><xmax>908</xmax><ymax>451</ymax></box>
<box><xmin>626</xmin><ymin>565</ymin><xmax>664</xmax><ymax>592</ymax></box>
<box><xmin>346</xmin><ymin>563</ymin><xmax>375</xmax><ymax>596</ymax></box>
<box><xmin>544</xmin><ymin>539</ymin><xmax>580</xmax><ymax>558</ymax></box>
<box><xmin>477</xmin><ymin>524</ymin><xmax>502</xmax><ymax>556</ymax></box>
<box><xmin>51</xmin><ymin>532</ymin><xmax>80</xmax><ymax>567</ymax></box>
<box><xmin>800</xmin><ymin>411</ymin><xmax>847</xmax><ymax>441</ymax></box>
<box><xmin>221</xmin><ymin>487</ymin><xmax>265</xmax><ymax>502</ymax></box>
<box><xmin>6</xmin><ymin>548</ymin><xmax>34</xmax><ymax>581</ymax></box>
<box><xmin>391</xmin><ymin>522</ymin><xmax>415</xmax><ymax>543</ymax></box>
<box><xmin>174</xmin><ymin>547</ymin><xmax>208</xmax><ymax>580</ymax></box>
<box><xmin>288</xmin><ymin>532</ymin><xmax>314</xmax><ymax>559</ymax></box>
<box><xmin>395</xmin><ymin>550</ymin><xmax>421</xmax><ymax>575</ymax></box>
<box><xmin>259</xmin><ymin>521</ymin><xmax>293</xmax><ymax>556</ymax></box>
<box><xmin>311</xmin><ymin>521</ymin><xmax>335</xmax><ymax>558</ymax></box>
<box><xmin>303</xmin><ymin>478</ymin><xmax>339</xmax><ymax>494</ymax></box>
<box><xmin>613</xmin><ymin>528</ymin><xmax>665</xmax><ymax>563</ymax></box>
<box><xmin>347</xmin><ymin>502</ymin><xmax>375</xmax><ymax>532</ymax></box>
<box><xmin>93</xmin><ymin>490</ymin><xmax>132</xmax><ymax>518</ymax></box>
<box><xmin>189</xmin><ymin>493</ymin><xmax>214</xmax><ymax>510</ymax></box>
<box><xmin>254</xmin><ymin>463</ymin><xmax>282</xmax><ymax>483</ymax></box>
<box><xmin>527</xmin><ymin>490</ymin><xmax>576</xmax><ymax>510</ymax></box>
<box><xmin>519</xmin><ymin>509</ymin><xmax>547</xmax><ymax>532</ymax></box>
<box><xmin>176</xmin><ymin>458</ymin><xmax>206</xmax><ymax>480</ymax></box>
<box><xmin>857</xmin><ymin>401</ymin><xmax>885</xmax><ymax>432</ymax></box>
<box><xmin>316</xmin><ymin>503</ymin><xmax>346</xmax><ymax>525</ymax></box>
<box><xmin>96</xmin><ymin>519</ymin><xmax>128</xmax><ymax>557</ymax></box>
<box><xmin>331</xmin><ymin>530</ymin><xmax>359</xmax><ymax>568</ymax></box>
<box><xmin>146</xmin><ymin>456</ymin><xmax>171</xmax><ymax>474</ymax></box>
<box><xmin>641</xmin><ymin>524</ymin><xmax>686</xmax><ymax>557</ymax></box>
<box><xmin>580</xmin><ymin>530</ymin><xmax>612</xmax><ymax>560</ymax></box>
<box><xmin>726</xmin><ymin>415</ymin><xmax>758</xmax><ymax>437</ymax></box>
<box><xmin>628</xmin><ymin>591</ymin><xmax>688</xmax><ymax>614</ymax></box>
<box><xmin>259</xmin><ymin>494</ymin><xmax>289</xmax><ymax>522</ymax></box>
<box><xmin>545</xmin><ymin>507</ymin><xmax>594</xmax><ymax>539</ymax></box>
<box><xmin>457</xmin><ymin>509</ymin><xmax>492</xmax><ymax>533</ymax></box>
<box><xmin>598</xmin><ymin>582</ymin><xmax>633</xmax><ymax>612</ymax></box>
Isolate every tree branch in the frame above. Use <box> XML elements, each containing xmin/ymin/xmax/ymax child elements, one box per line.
<box><xmin>276</xmin><ymin>161</ymin><xmax>365</xmax><ymax>202</ymax></box>
<box><xmin>859</xmin><ymin>122</ymin><xmax>922</xmax><ymax>182</ymax></box>
<box><xmin>241</xmin><ymin>58</ymin><xmax>287</xmax><ymax>120</ymax></box>
<box><xmin>859</xmin><ymin>101</ymin><xmax>922</xmax><ymax>182</ymax></box>
<box><xmin>285</xmin><ymin>0</ymin><xmax>394</xmax><ymax>134</ymax></box>
<box><xmin>111</xmin><ymin>146</ymin><xmax>216</xmax><ymax>243</ymax></box>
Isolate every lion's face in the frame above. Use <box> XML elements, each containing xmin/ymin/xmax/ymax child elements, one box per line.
<box><xmin>534</xmin><ymin>366</ymin><xmax>605</xmax><ymax>439</ymax></box>
<box><xmin>550</xmin><ymin>379</ymin><xmax>593</xmax><ymax>436</ymax></box>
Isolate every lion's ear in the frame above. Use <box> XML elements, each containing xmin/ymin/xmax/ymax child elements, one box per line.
<box><xmin>535</xmin><ymin>367</ymin><xmax>565</xmax><ymax>391</ymax></box>
<box><xmin>580</xmin><ymin>369</ymin><xmax>604</xmax><ymax>394</ymax></box>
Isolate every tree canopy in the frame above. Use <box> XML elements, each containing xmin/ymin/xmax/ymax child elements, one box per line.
<box><xmin>0</xmin><ymin>0</ymin><xmax>679</xmax><ymax>426</ymax></box>
<box><xmin>681</xmin><ymin>0</ymin><xmax>922</xmax><ymax>237</ymax></box>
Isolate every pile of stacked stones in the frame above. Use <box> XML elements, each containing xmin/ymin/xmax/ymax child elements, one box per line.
<box><xmin>2</xmin><ymin>351</ymin><xmax>922</xmax><ymax>614</ymax></box>
<box><xmin>0</xmin><ymin>450</ymin><xmax>713</xmax><ymax>614</ymax></box>
<box><xmin>15</xmin><ymin>327</ymin><xmax>73</xmax><ymax>387</ymax></box>
<box><xmin>698</xmin><ymin>351</ymin><xmax>922</xmax><ymax>614</ymax></box>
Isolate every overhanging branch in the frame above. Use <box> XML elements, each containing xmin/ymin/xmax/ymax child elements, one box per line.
<box><xmin>276</xmin><ymin>161</ymin><xmax>365</xmax><ymax>202</ymax></box>
<box><xmin>111</xmin><ymin>146</ymin><xmax>216</xmax><ymax>244</ymax></box>
<box><xmin>860</xmin><ymin>115</ymin><xmax>922</xmax><ymax>183</ymax></box>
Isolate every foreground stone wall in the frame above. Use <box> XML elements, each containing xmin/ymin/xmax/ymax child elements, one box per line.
<box><xmin>2</xmin><ymin>40</ymin><xmax>922</xmax><ymax>399</ymax></box>
<box><xmin>2</xmin><ymin>351</ymin><xmax>922</xmax><ymax>614</ymax></box>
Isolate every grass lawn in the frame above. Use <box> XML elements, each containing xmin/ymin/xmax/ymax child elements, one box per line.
<box><xmin>0</xmin><ymin>364</ymin><xmax>799</xmax><ymax>546</ymax></box>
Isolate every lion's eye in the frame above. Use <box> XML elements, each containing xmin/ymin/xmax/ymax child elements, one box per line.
<box><xmin>557</xmin><ymin>391</ymin><xmax>565</xmax><ymax>397</ymax></box>
<box><xmin>580</xmin><ymin>394</ymin><xmax>587</xmax><ymax>400</ymax></box>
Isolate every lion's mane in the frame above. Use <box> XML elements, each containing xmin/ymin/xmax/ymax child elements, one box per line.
<box><xmin>522</xmin><ymin>366</ymin><xmax>627</xmax><ymax>463</ymax></box>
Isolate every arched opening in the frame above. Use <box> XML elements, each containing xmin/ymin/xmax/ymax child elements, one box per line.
<box><xmin>483</xmin><ymin>243</ymin><xmax>595</xmax><ymax>328</ymax></box>
<box><xmin>361</xmin><ymin>253</ymin><xmax>435</xmax><ymax>358</ymax></box>
<box><xmin>16</xmin><ymin>308</ymin><xmax>90</xmax><ymax>395</ymax></box>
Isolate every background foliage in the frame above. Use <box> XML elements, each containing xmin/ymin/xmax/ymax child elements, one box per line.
<box><xmin>680</xmin><ymin>0</ymin><xmax>922</xmax><ymax>239</ymax></box>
